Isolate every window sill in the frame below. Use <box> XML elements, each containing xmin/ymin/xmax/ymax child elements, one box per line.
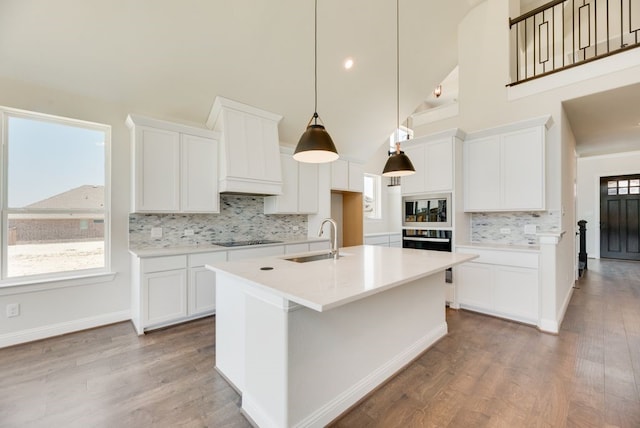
<box><xmin>0</xmin><ymin>271</ymin><xmax>118</xmax><ymax>296</ymax></box>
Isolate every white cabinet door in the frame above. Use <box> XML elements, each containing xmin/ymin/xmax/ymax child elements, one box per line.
<box><xmin>464</xmin><ymin>135</ymin><xmax>501</xmax><ymax>211</ymax></box>
<box><xmin>456</xmin><ymin>262</ymin><xmax>493</xmax><ymax>310</ymax></box>
<box><xmin>135</xmin><ymin>126</ymin><xmax>180</xmax><ymax>212</ymax></box>
<box><xmin>265</xmin><ymin>154</ymin><xmax>298</xmax><ymax>214</ymax></box>
<box><xmin>331</xmin><ymin>159</ymin><xmax>349</xmax><ymax>191</ymax></box>
<box><xmin>348</xmin><ymin>162</ymin><xmax>364</xmax><ymax>193</ymax></box>
<box><xmin>400</xmin><ymin>144</ymin><xmax>425</xmax><ymax>195</ymax></box>
<box><xmin>493</xmin><ymin>266</ymin><xmax>538</xmax><ymax>322</ymax></box>
<box><xmin>144</xmin><ymin>269</ymin><xmax>188</xmax><ymax>326</ymax></box>
<box><xmin>265</xmin><ymin>154</ymin><xmax>318</xmax><ymax>214</ymax></box>
<box><xmin>425</xmin><ymin>139</ymin><xmax>453</xmax><ymax>192</ymax></box>
<box><xmin>501</xmin><ymin>127</ymin><xmax>544</xmax><ymax>210</ymax></box>
<box><xmin>189</xmin><ymin>267</ymin><xmax>216</xmax><ymax>316</ymax></box>
<box><xmin>181</xmin><ymin>134</ymin><xmax>219</xmax><ymax>213</ymax></box>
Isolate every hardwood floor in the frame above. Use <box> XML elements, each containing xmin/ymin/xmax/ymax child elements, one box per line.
<box><xmin>1</xmin><ymin>258</ymin><xmax>639</xmax><ymax>427</ymax></box>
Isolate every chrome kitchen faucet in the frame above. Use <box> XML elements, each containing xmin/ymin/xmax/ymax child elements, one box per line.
<box><xmin>318</xmin><ymin>218</ymin><xmax>339</xmax><ymax>260</ymax></box>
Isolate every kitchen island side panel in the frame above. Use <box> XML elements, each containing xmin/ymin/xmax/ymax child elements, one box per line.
<box><xmin>241</xmin><ymin>271</ymin><xmax>447</xmax><ymax>428</ymax></box>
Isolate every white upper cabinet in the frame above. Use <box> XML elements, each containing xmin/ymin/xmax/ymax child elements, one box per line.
<box><xmin>127</xmin><ymin>115</ymin><xmax>219</xmax><ymax>213</ymax></box>
<box><xmin>464</xmin><ymin>116</ymin><xmax>550</xmax><ymax>212</ymax></box>
<box><xmin>207</xmin><ymin>96</ymin><xmax>283</xmax><ymax>195</ymax></box>
<box><xmin>181</xmin><ymin>134</ymin><xmax>219</xmax><ymax>213</ymax></box>
<box><xmin>400</xmin><ymin>129</ymin><xmax>462</xmax><ymax>196</ymax></box>
<box><xmin>331</xmin><ymin>159</ymin><xmax>364</xmax><ymax>192</ymax></box>
<box><xmin>264</xmin><ymin>150</ymin><xmax>318</xmax><ymax>214</ymax></box>
<box><xmin>463</xmin><ymin>135</ymin><xmax>501</xmax><ymax>210</ymax></box>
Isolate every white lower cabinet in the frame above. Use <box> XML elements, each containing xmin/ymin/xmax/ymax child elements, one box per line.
<box><xmin>132</xmin><ymin>251</ymin><xmax>226</xmax><ymax>334</ymax></box>
<box><xmin>144</xmin><ymin>269</ymin><xmax>188</xmax><ymax>326</ymax></box>
<box><xmin>131</xmin><ymin>241</ymin><xmax>331</xmax><ymax>334</ymax></box>
<box><xmin>364</xmin><ymin>233</ymin><xmax>402</xmax><ymax>247</ymax></box>
<box><xmin>455</xmin><ymin>247</ymin><xmax>539</xmax><ymax>325</ymax></box>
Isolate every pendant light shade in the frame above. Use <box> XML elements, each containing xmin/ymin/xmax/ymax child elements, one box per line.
<box><xmin>293</xmin><ymin>0</ymin><xmax>339</xmax><ymax>164</ymax></box>
<box><xmin>383</xmin><ymin>143</ymin><xmax>415</xmax><ymax>177</ymax></box>
<box><xmin>293</xmin><ymin>116</ymin><xmax>339</xmax><ymax>163</ymax></box>
<box><xmin>382</xmin><ymin>0</ymin><xmax>415</xmax><ymax>177</ymax></box>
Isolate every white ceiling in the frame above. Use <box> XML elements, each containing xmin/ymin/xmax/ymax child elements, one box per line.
<box><xmin>563</xmin><ymin>82</ymin><xmax>640</xmax><ymax>157</ymax></box>
<box><xmin>0</xmin><ymin>0</ymin><xmax>484</xmax><ymax>162</ymax></box>
<box><xmin>3</xmin><ymin>1</ymin><xmax>636</xmax><ymax>161</ymax></box>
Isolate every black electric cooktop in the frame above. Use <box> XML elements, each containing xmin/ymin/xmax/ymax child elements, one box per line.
<box><xmin>213</xmin><ymin>239</ymin><xmax>283</xmax><ymax>247</ymax></box>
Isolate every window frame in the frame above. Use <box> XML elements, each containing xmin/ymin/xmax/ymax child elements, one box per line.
<box><xmin>0</xmin><ymin>106</ymin><xmax>111</xmax><ymax>284</ymax></box>
<box><xmin>363</xmin><ymin>173</ymin><xmax>382</xmax><ymax>220</ymax></box>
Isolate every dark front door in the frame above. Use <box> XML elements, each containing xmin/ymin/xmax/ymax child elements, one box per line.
<box><xmin>600</xmin><ymin>175</ymin><xmax>640</xmax><ymax>260</ymax></box>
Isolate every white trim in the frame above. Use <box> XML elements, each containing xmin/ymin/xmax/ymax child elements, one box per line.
<box><xmin>126</xmin><ymin>114</ymin><xmax>219</xmax><ymax>139</ymax></box>
<box><xmin>0</xmin><ymin>271</ymin><xmax>117</xmax><ymax>296</ymax></box>
<box><xmin>465</xmin><ymin>115</ymin><xmax>554</xmax><ymax>140</ymax></box>
<box><xmin>0</xmin><ymin>309</ymin><xmax>130</xmax><ymax>349</ymax></box>
<box><xmin>508</xmin><ymin>48</ymin><xmax>640</xmax><ymax>101</ymax></box>
<box><xmin>291</xmin><ymin>323</ymin><xmax>447</xmax><ymax>428</ymax></box>
<box><xmin>410</xmin><ymin>103</ymin><xmax>459</xmax><ymax>127</ymax></box>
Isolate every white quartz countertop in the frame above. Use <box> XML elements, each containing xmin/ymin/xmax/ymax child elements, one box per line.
<box><xmin>129</xmin><ymin>237</ymin><xmax>329</xmax><ymax>258</ymax></box>
<box><xmin>206</xmin><ymin>245</ymin><xmax>477</xmax><ymax>312</ymax></box>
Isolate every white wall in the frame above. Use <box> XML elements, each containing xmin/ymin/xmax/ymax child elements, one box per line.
<box><xmin>362</xmin><ymin>139</ymin><xmax>402</xmax><ymax>235</ymax></box>
<box><xmin>0</xmin><ymin>77</ymin><xmax>132</xmax><ymax>347</ymax></box>
<box><xmin>577</xmin><ymin>151</ymin><xmax>640</xmax><ymax>258</ymax></box>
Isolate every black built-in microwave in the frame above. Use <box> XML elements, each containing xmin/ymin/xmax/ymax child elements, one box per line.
<box><xmin>402</xmin><ymin>193</ymin><xmax>451</xmax><ymax>228</ymax></box>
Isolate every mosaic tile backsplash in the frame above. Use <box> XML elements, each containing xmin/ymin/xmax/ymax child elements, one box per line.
<box><xmin>470</xmin><ymin>211</ymin><xmax>561</xmax><ymax>245</ymax></box>
<box><xmin>129</xmin><ymin>195</ymin><xmax>308</xmax><ymax>249</ymax></box>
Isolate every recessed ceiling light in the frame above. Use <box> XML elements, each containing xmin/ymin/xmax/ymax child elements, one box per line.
<box><xmin>344</xmin><ymin>58</ymin><xmax>354</xmax><ymax>70</ymax></box>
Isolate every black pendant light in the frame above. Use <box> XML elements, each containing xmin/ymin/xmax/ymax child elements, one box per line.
<box><xmin>293</xmin><ymin>0</ymin><xmax>339</xmax><ymax>163</ymax></box>
<box><xmin>382</xmin><ymin>0</ymin><xmax>415</xmax><ymax>177</ymax></box>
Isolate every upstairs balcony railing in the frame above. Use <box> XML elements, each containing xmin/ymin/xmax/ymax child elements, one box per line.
<box><xmin>509</xmin><ymin>0</ymin><xmax>640</xmax><ymax>85</ymax></box>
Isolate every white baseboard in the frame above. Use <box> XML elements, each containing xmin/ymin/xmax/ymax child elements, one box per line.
<box><xmin>292</xmin><ymin>322</ymin><xmax>448</xmax><ymax>428</ymax></box>
<box><xmin>0</xmin><ymin>310</ymin><xmax>131</xmax><ymax>348</ymax></box>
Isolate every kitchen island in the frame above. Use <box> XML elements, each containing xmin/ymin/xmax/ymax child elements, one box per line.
<box><xmin>206</xmin><ymin>245</ymin><xmax>476</xmax><ymax>428</ymax></box>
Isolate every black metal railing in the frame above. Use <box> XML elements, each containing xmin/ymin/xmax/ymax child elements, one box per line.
<box><xmin>509</xmin><ymin>0</ymin><xmax>640</xmax><ymax>85</ymax></box>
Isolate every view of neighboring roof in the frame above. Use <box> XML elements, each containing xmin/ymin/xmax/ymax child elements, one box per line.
<box><xmin>26</xmin><ymin>185</ymin><xmax>104</xmax><ymax>210</ymax></box>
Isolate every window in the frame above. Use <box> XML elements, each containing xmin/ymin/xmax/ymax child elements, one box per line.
<box><xmin>608</xmin><ymin>178</ymin><xmax>640</xmax><ymax>195</ymax></box>
<box><xmin>1</xmin><ymin>108</ymin><xmax>110</xmax><ymax>281</ymax></box>
<box><xmin>389</xmin><ymin>126</ymin><xmax>414</xmax><ymax>152</ymax></box>
<box><xmin>363</xmin><ymin>173</ymin><xmax>382</xmax><ymax>220</ymax></box>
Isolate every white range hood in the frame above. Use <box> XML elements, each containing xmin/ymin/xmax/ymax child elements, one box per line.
<box><xmin>207</xmin><ymin>96</ymin><xmax>283</xmax><ymax>195</ymax></box>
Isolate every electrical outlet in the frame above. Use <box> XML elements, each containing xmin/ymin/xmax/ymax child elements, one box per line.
<box><xmin>6</xmin><ymin>303</ymin><xmax>20</xmax><ymax>318</ymax></box>
<box><xmin>184</xmin><ymin>229</ymin><xmax>195</xmax><ymax>236</ymax></box>
<box><xmin>151</xmin><ymin>227</ymin><xmax>163</xmax><ymax>238</ymax></box>
<box><xmin>500</xmin><ymin>228</ymin><xmax>511</xmax><ymax>234</ymax></box>
<box><xmin>524</xmin><ymin>224</ymin><xmax>537</xmax><ymax>235</ymax></box>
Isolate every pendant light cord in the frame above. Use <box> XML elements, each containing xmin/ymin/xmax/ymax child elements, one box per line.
<box><xmin>314</xmin><ymin>0</ymin><xmax>318</xmax><ymax>123</ymax></box>
<box><xmin>396</xmin><ymin>0</ymin><xmax>400</xmax><ymax>152</ymax></box>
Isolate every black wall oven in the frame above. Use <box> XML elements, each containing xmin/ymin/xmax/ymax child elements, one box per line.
<box><xmin>403</xmin><ymin>229</ymin><xmax>453</xmax><ymax>282</ymax></box>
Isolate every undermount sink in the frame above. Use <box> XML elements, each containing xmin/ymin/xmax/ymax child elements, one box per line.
<box><xmin>285</xmin><ymin>253</ymin><xmax>343</xmax><ymax>263</ymax></box>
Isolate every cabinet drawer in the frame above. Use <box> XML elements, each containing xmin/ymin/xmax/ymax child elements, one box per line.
<box><xmin>364</xmin><ymin>235</ymin><xmax>389</xmax><ymax>246</ymax></box>
<box><xmin>227</xmin><ymin>245</ymin><xmax>284</xmax><ymax>261</ymax></box>
<box><xmin>189</xmin><ymin>251</ymin><xmax>227</xmax><ymax>267</ymax></box>
<box><xmin>388</xmin><ymin>233</ymin><xmax>402</xmax><ymax>244</ymax></box>
<box><xmin>456</xmin><ymin>247</ymin><xmax>538</xmax><ymax>269</ymax></box>
<box><xmin>142</xmin><ymin>255</ymin><xmax>187</xmax><ymax>273</ymax></box>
